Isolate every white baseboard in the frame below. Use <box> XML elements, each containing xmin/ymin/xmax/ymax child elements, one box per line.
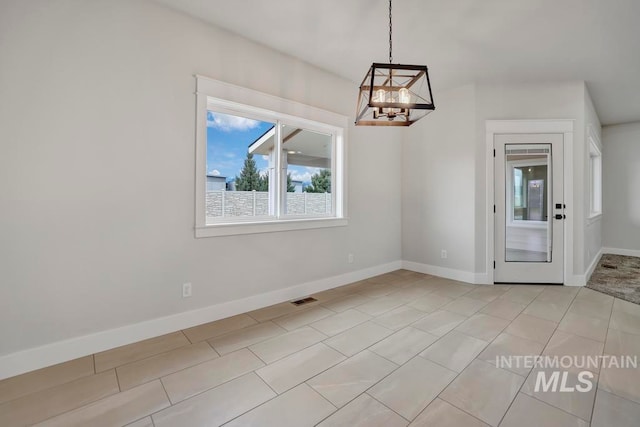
<box><xmin>402</xmin><ymin>261</ymin><xmax>482</xmax><ymax>284</ymax></box>
<box><xmin>13</xmin><ymin>249</ymin><xmax>627</xmax><ymax>380</ymax></box>
<box><xmin>564</xmin><ymin>248</ymin><xmax>603</xmax><ymax>286</ymax></box>
<box><xmin>564</xmin><ymin>277</ymin><xmax>585</xmax><ymax>287</ymax></box>
<box><xmin>585</xmin><ymin>248</ymin><xmax>603</xmax><ymax>283</ymax></box>
<box><xmin>602</xmin><ymin>247</ymin><xmax>640</xmax><ymax>257</ymax></box>
<box><xmin>0</xmin><ymin>260</ymin><xmax>402</xmax><ymax>381</ymax></box>
<box><xmin>473</xmin><ymin>272</ymin><xmax>492</xmax><ymax>285</ymax></box>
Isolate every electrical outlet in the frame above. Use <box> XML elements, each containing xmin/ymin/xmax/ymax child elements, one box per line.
<box><xmin>182</xmin><ymin>282</ymin><xmax>192</xmax><ymax>298</ymax></box>
<box><xmin>348</xmin><ymin>253</ymin><xmax>354</xmax><ymax>264</ymax></box>
<box><xmin>441</xmin><ymin>249</ymin><xmax>448</xmax><ymax>259</ymax></box>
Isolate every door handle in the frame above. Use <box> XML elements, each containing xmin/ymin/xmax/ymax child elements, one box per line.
<box><xmin>554</xmin><ymin>214</ymin><xmax>565</xmax><ymax>220</ymax></box>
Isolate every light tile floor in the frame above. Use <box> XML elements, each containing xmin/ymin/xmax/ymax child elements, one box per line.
<box><xmin>1</xmin><ymin>270</ymin><xmax>640</xmax><ymax>426</ymax></box>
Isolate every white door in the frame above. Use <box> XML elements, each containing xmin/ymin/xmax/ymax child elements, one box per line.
<box><xmin>494</xmin><ymin>134</ymin><xmax>564</xmax><ymax>283</ymax></box>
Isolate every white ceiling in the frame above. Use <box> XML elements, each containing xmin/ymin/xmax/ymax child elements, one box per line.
<box><xmin>156</xmin><ymin>0</ymin><xmax>640</xmax><ymax>126</ymax></box>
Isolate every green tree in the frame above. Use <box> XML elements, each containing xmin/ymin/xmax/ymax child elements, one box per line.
<box><xmin>304</xmin><ymin>169</ymin><xmax>331</xmax><ymax>193</ymax></box>
<box><xmin>257</xmin><ymin>173</ymin><xmax>269</xmax><ymax>191</ymax></box>
<box><xmin>235</xmin><ymin>152</ymin><xmax>263</xmax><ymax>191</ymax></box>
<box><xmin>286</xmin><ymin>173</ymin><xmax>295</xmax><ymax>192</ymax></box>
<box><xmin>236</xmin><ymin>163</ymin><xmax>294</xmax><ymax>192</ymax></box>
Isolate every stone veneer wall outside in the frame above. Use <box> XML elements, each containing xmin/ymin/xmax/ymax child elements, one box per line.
<box><xmin>206</xmin><ymin>191</ymin><xmax>332</xmax><ymax>218</ymax></box>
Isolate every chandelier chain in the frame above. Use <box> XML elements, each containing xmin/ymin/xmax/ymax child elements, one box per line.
<box><xmin>388</xmin><ymin>0</ymin><xmax>393</xmax><ymax>63</ymax></box>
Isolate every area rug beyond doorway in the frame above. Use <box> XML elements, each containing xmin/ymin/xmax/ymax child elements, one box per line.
<box><xmin>587</xmin><ymin>254</ymin><xmax>640</xmax><ymax>304</ymax></box>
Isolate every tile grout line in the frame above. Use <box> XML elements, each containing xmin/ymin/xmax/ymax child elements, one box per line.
<box><xmin>527</xmin><ymin>293</ymin><xmax>613</xmax><ymax>419</ymax></box>
<box><xmin>205</xmin><ymin>339</ymin><xmax>220</xmax><ymax>356</ymax></box>
<box><xmin>157</xmin><ymin>376</ymin><xmax>173</xmax><ymax>407</ymax></box>
<box><xmin>336</xmin><ymin>285</ymin><xmax>518</xmax><ymax>422</ymax></box>
<box><xmin>19</xmin><ymin>370</ymin><xmax>123</xmax><ymax>426</ymax></box>
<box><xmin>588</xmin><ymin>291</ymin><xmax>617</xmax><ymax>423</ymax></box>
<box><xmin>251</xmin><ymin>362</ymin><xmax>279</xmax><ymax>396</ymax></box>
<box><xmin>8</xmin><ymin>277</ymin><xmax>629</xmax><ymax>427</ymax></box>
<box><xmin>247</xmin><ymin>332</ymin><xmax>330</xmax><ymax>365</ymax></box>
<box><xmin>0</xmin><ymin>354</ymin><xmax>106</xmax><ymax>408</ymax></box>
<box><xmin>414</xmin><ymin>354</ymin><xmax>487</xmax><ymax>424</ymax></box>
<box><xmin>493</xmin><ymin>286</ymin><xmax>580</xmax><ymax>426</ymax></box>
<box><xmin>219</xmin><ymin>283</ymin><xmax>558</xmax><ymax>424</ymax></box>
<box><xmin>95</xmin><ymin>334</ymin><xmax>193</xmax><ymax>374</ymax></box>
<box><xmin>272</xmin><ymin>311</ymin><xmax>338</xmax><ymax>332</ymax></box>
<box><xmin>525</xmin><ymin>392</ymin><xmax>594</xmax><ymax>424</ymax></box>
<box><xmin>227</xmin><ymin>298</ymin><xmax>434</xmax><ymax>427</ymax></box>
<box><xmin>430</xmin><ymin>296</ymin><xmax>529</xmax><ymax>425</ymax></box>
<box><xmin>306</xmin><ymin>314</ymin><xmax>372</xmax><ymax>338</ymax></box>
<box><xmin>114</xmin><ymin>367</ymin><xmax>123</xmax><ymax>392</ymax></box>
<box><xmin>424</xmin><ymin>296</ymin><xmax>526</xmax><ymax>424</ymax></box>
<box><xmin>156</xmin><ymin>361</ymin><xmax>264</xmax><ymax>408</ymax></box>
<box><xmin>160</xmin><ymin>305</ymin><xmax>382</xmax><ymax>409</ymax></box>
<box><xmin>303</xmin><ymin>344</ymin><xmax>418</xmax><ymax>423</ymax></box>
<box><xmin>153</xmin><ymin>316</ymin><xmax>349</xmax><ymax>403</ymax></box>
<box><xmin>365</xmin><ymin>392</ymin><xmax>414</xmax><ymax>423</ymax></box>
<box><xmin>421</xmin><ymin>285</ymin><xmax>550</xmax><ymax>425</ymax></box>
<box><xmin>321</xmin><ymin>324</ymin><xmax>395</xmax><ymax>358</ymax></box>
<box><xmin>149</xmin><ymin>349</ymin><xmax>266</xmax><ymax>405</ymax></box>
<box><xmin>177</xmin><ymin>329</ymin><xmax>190</xmax><ymax>344</ymax></box>
<box><xmin>215</xmin><ymin>371</ymin><xmax>326</xmax><ymax>425</ymax></box>
<box><xmin>425</xmin><ymin>392</ymin><xmax>492</xmax><ymax>426</ymax></box>
<box><xmin>102</xmin><ymin>340</ymin><xmax>216</xmax><ymax>385</ymax></box>
<box><xmin>207</xmin><ymin>321</ymin><xmax>289</xmax><ymax>356</ymax></box>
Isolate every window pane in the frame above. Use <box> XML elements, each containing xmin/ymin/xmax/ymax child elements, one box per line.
<box><xmin>206</xmin><ymin>110</ymin><xmax>275</xmax><ymax>222</ymax></box>
<box><xmin>505</xmin><ymin>145</ymin><xmax>551</xmax><ymax>263</ymax></box>
<box><xmin>281</xmin><ymin>125</ymin><xmax>333</xmax><ymax>216</ymax></box>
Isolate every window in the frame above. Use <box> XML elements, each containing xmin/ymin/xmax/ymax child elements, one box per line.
<box><xmin>588</xmin><ymin>129</ymin><xmax>602</xmax><ymax>218</ymax></box>
<box><xmin>505</xmin><ymin>146</ymin><xmax>550</xmax><ymax>226</ymax></box>
<box><xmin>195</xmin><ymin>76</ymin><xmax>347</xmax><ymax>237</ymax></box>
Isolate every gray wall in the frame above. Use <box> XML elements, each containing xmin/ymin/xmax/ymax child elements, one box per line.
<box><xmin>402</xmin><ymin>81</ymin><xmax>598</xmax><ymax>282</ymax></box>
<box><xmin>0</xmin><ymin>0</ymin><xmax>402</xmax><ymax>358</ymax></box>
<box><xmin>602</xmin><ymin>121</ymin><xmax>640</xmax><ymax>252</ymax></box>
<box><xmin>474</xmin><ymin>82</ymin><xmax>588</xmax><ymax>279</ymax></box>
<box><xmin>402</xmin><ymin>84</ymin><xmax>477</xmax><ymax>273</ymax></box>
<box><xmin>584</xmin><ymin>89</ymin><xmax>603</xmax><ymax>267</ymax></box>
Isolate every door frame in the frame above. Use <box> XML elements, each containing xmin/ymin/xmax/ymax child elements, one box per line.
<box><xmin>485</xmin><ymin>120</ymin><xmax>574</xmax><ymax>285</ymax></box>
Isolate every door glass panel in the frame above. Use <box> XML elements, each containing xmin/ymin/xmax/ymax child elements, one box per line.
<box><xmin>505</xmin><ymin>144</ymin><xmax>551</xmax><ymax>262</ymax></box>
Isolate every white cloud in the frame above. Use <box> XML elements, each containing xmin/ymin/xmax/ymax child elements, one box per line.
<box><xmin>208</xmin><ymin>169</ymin><xmax>221</xmax><ymax>176</ymax></box>
<box><xmin>207</xmin><ymin>112</ymin><xmax>261</xmax><ymax>131</ymax></box>
<box><xmin>288</xmin><ymin>167</ymin><xmax>320</xmax><ymax>182</ymax></box>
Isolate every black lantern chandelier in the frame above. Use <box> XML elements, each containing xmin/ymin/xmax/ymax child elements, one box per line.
<box><xmin>355</xmin><ymin>0</ymin><xmax>435</xmax><ymax>126</ymax></box>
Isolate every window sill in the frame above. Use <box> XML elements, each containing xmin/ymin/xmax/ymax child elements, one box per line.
<box><xmin>195</xmin><ymin>217</ymin><xmax>348</xmax><ymax>238</ymax></box>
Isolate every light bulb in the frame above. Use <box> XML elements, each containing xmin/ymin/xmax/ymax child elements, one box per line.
<box><xmin>374</xmin><ymin>89</ymin><xmax>386</xmax><ymax>103</ymax></box>
<box><xmin>398</xmin><ymin>87</ymin><xmax>410</xmax><ymax>104</ymax></box>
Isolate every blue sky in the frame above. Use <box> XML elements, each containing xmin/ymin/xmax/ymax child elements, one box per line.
<box><xmin>206</xmin><ymin>111</ymin><xmax>270</xmax><ymax>180</ymax></box>
<box><xmin>206</xmin><ymin>111</ymin><xmax>320</xmax><ymax>184</ymax></box>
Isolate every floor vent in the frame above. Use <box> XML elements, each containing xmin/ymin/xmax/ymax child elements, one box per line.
<box><xmin>291</xmin><ymin>297</ymin><xmax>317</xmax><ymax>306</ymax></box>
<box><xmin>602</xmin><ymin>264</ymin><xmax>618</xmax><ymax>269</ymax></box>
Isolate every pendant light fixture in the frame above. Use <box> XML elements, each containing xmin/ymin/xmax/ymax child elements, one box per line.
<box><xmin>355</xmin><ymin>0</ymin><xmax>435</xmax><ymax>126</ymax></box>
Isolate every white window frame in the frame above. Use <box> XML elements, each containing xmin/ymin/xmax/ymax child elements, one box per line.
<box><xmin>194</xmin><ymin>75</ymin><xmax>348</xmax><ymax>238</ymax></box>
<box><xmin>588</xmin><ymin>127</ymin><xmax>602</xmax><ymax>219</ymax></box>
